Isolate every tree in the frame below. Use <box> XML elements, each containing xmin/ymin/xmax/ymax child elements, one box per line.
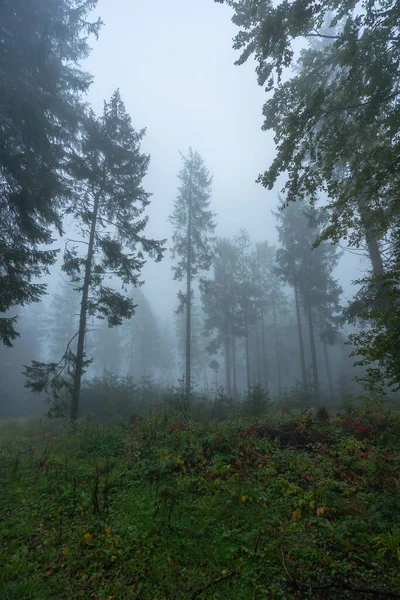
<box><xmin>25</xmin><ymin>91</ymin><xmax>165</xmax><ymax>419</ymax></box>
<box><xmin>201</xmin><ymin>238</ymin><xmax>242</xmax><ymax>398</ymax></box>
<box><xmin>122</xmin><ymin>288</ymin><xmax>164</xmax><ymax>380</ymax></box>
<box><xmin>275</xmin><ymin>200</ymin><xmax>342</xmax><ymax>402</ymax></box>
<box><xmin>0</xmin><ymin>0</ymin><xmax>101</xmax><ymax>345</ymax></box>
<box><xmin>218</xmin><ymin>0</ymin><xmax>400</xmax><ymax>389</ymax></box>
<box><xmin>169</xmin><ymin>149</ymin><xmax>216</xmax><ymax>402</ymax></box>
<box><xmin>234</xmin><ymin>230</ymin><xmax>258</xmax><ymax>392</ymax></box>
<box><xmin>251</xmin><ymin>241</ymin><xmax>288</xmax><ymax>395</ymax></box>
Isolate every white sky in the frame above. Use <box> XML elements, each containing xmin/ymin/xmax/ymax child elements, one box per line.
<box><xmin>81</xmin><ymin>0</ymin><xmax>364</xmax><ymax>319</ymax></box>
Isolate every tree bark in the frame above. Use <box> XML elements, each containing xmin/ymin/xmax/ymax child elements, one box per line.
<box><xmin>294</xmin><ymin>278</ymin><xmax>308</xmax><ymax>394</ymax></box>
<box><xmin>304</xmin><ymin>291</ymin><xmax>319</xmax><ymax>403</ymax></box>
<box><xmin>255</xmin><ymin>250</ymin><xmax>269</xmax><ymax>390</ymax></box>
<box><xmin>244</xmin><ymin>321</ymin><xmax>251</xmax><ymax>392</ymax></box>
<box><xmin>70</xmin><ymin>193</ymin><xmax>100</xmax><ymax>420</ymax></box>
<box><xmin>232</xmin><ymin>332</ymin><xmax>238</xmax><ymax>400</ymax></box>
<box><xmin>323</xmin><ymin>340</ymin><xmax>334</xmax><ymax>401</ymax></box>
<box><xmin>185</xmin><ymin>166</ymin><xmax>193</xmax><ymax>402</ymax></box>
<box><xmin>224</xmin><ymin>333</ymin><xmax>232</xmax><ymax>397</ymax></box>
<box><xmin>272</xmin><ymin>291</ymin><xmax>282</xmax><ymax>395</ymax></box>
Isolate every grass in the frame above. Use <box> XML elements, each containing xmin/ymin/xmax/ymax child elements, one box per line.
<box><xmin>0</xmin><ymin>411</ymin><xmax>399</xmax><ymax>599</ymax></box>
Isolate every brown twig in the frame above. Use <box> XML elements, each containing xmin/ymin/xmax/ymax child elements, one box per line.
<box><xmin>193</xmin><ymin>563</ymin><xmax>243</xmax><ymax>597</ymax></box>
<box><xmin>280</xmin><ymin>538</ymin><xmax>294</xmax><ymax>581</ymax></box>
<box><xmin>253</xmin><ymin>529</ymin><xmax>261</xmax><ymax>554</ymax></box>
<box><xmin>193</xmin><ymin>530</ymin><xmax>262</xmax><ymax>597</ymax></box>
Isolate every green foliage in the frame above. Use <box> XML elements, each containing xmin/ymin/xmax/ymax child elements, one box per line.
<box><xmin>1</xmin><ymin>410</ymin><xmax>400</xmax><ymax>598</ymax></box>
<box><xmin>0</xmin><ymin>0</ymin><xmax>101</xmax><ymax>344</ymax></box>
<box><xmin>316</xmin><ymin>407</ymin><xmax>330</xmax><ymax>422</ymax></box>
<box><xmin>242</xmin><ymin>383</ymin><xmax>269</xmax><ymax>418</ymax></box>
<box><xmin>219</xmin><ymin>0</ymin><xmax>400</xmax><ymax>392</ymax></box>
<box><xmin>169</xmin><ymin>149</ymin><xmax>216</xmax><ymax>283</ymax></box>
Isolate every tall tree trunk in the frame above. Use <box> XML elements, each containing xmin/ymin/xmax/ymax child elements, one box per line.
<box><xmin>185</xmin><ymin>168</ymin><xmax>193</xmax><ymax>402</ymax></box>
<box><xmin>294</xmin><ymin>278</ymin><xmax>308</xmax><ymax>394</ymax></box>
<box><xmin>129</xmin><ymin>323</ymin><xmax>135</xmax><ymax>377</ymax></box>
<box><xmin>304</xmin><ymin>292</ymin><xmax>319</xmax><ymax>403</ymax></box>
<box><xmin>319</xmin><ymin>314</ymin><xmax>334</xmax><ymax>401</ymax></box>
<box><xmin>255</xmin><ymin>251</ymin><xmax>269</xmax><ymax>390</ymax></box>
<box><xmin>322</xmin><ymin>340</ymin><xmax>334</xmax><ymax>401</ymax></box>
<box><xmin>244</xmin><ymin>321</ymin><xmax>251</xmax><ymax>392</ymax></box>
<box><xmin>70</xmin><ymin>194</ymin><xmax>100</xmax><ymax>420</ymax></box>
<box><xmin>272</xmin><ymin>291</ymin><xmax>282</xmax><ymax>395</ymax></box>
<box><xmin>255</xmin><ymin>323</ymin><xmax>261</xmax><ymax>383</ymax></box>
<box><xmin>224</xmin><ymin>333</ymin><xmax>232</xmax><ymax>397</ymax></box>
<box><xmin>359</xmin><ymin>198</ymin><xmax>388</xmax><ymax>312</ymax></box>
<box><xmin>232</xmin><ymin>332</ymin><xmax>237</xmax><ymax>400</ymax></box>
<box><xmin>260</xmin><ymin>310</ymin><xmax>268</xmax><ymax>391</ymax></box>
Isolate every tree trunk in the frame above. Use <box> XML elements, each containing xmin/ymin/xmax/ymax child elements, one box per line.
<box><xmin>232</xmin><ymin>332</ymin><xmax>237</xmax><ymax>400</ymax></box>
<box><xmin>255</xmin><ymin>322</ymin><xmax>261</xmax><ymax>384</ymax></box>
<box><xmin>70</xmin><ymin>193</ymin><xmax>100</xmax><ymax>420</ymax></box>
<box><xmin>304</xmin><ymin>292</ymin><xmax>319</xmax><ymax>403</ymax></box>
<box><xmin>244</xmin><ymin>321</ymin><xmax>251</xmax><ymax>392</ymax></box>
<box><xmin>260</xmin><ymin>310</ymin><xmax>268</xmax><ymax>391</ymax></box>
<box><xmin>359</xmin><ymin>197</ymin><xmax>388</xmax><ymax>312</ymax></box>
<box><xmin>185</xmin><ymin>168</ymin><xmax>193</xmax><ymax>402</ymax></box>
<box><xmin>323</xmin><ymin>340</ymin><xmax>334</xmax><ymax>401</ymax></box>
<box><xmin>272</xmin><ymin>291</ymin><xmax>282</xmax><ymax>395</ymax></box>
<box><xmin>294</xmin><ymin>278</ymin><xmax>308</xmax><ymax>394</ymax></box>
<box><xmin>255</xmin><ymin>251</ymin><xmax>269</xmax><ymax>390</ymax></box>
<box><xmin>224</xmin><ymin>333</ymin><xmax>232</xmax><ymax>397</ymax></box>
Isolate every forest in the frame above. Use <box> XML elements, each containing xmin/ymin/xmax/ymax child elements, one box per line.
<box><xmin>0</xmin><ymin>1</ymin><xmax>400</xmax><ymax>599</ymax></box>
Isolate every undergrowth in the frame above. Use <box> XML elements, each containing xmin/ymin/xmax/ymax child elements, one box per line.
<box><xmin>0</xmin><ymin>408</ymin><xmax>399</xmax><ymax>599</ymax></box>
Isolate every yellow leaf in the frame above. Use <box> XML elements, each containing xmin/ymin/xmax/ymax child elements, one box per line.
<box><xmin>316</xmin><ymin>506</ymin><xmax>327</xmax><ymax>517</ymax></box>
<box><xmin>81</xmin><ymin>532</ymin><xmax>93</xmax><ymax>542</ymax></box>
<box><xmin>309</xmin><ymin>501</ymin><xmax>315</xmax><ymax>509</ymax></box>
<box><xmin>105</xmin><ymin>527</ymin><xmax>112</xmax><ymax>538</ymax></box>
<box><xmin>292</xmin><ymin>509</ymin><xmax>302</xmax><ymax>521</ymax></box>
<box><xmin>241</xmin><ymin>495</ymin><xmax>248</xmax><ymax>503</ymax></box>
<box><xmin>62</xmin><ymin>546</ymin><xmax>70</xmax><ymax>555</ymax></box>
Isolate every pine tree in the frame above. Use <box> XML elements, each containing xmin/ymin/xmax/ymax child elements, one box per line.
<box><xmin>25</xmin><ymin>91</ymin><xmax>165</xmax><ymax>419</ymax></box>
<box><xmin>201</xmin><ymin>238</ymin><xmax>242</xmax><ymax>398</ymax></box>
<box><xmin>0</xmin><ymin>0</ymin><xmax>101</xmax><ymax>345</ymax></box>
<box><xmin>234</xmin><ymin>230</ymin><xmax>257</xmax><ymax>392</ymax></box>
<box><xmin>169</xmin><ymin>149</ymin><xmax>216</xmax><ymax>402</ymax></box>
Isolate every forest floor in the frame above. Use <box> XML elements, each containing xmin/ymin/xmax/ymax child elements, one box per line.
<box><xmin>0</xmin><ymin>410</ymin><xmax>400</xmax><ymax>600</ymax></box>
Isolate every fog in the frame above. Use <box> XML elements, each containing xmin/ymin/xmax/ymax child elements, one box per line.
<box><xmin>1</xmin><ymin>0</ymin><xmax>391</xmax><ymax>420</ymax></box>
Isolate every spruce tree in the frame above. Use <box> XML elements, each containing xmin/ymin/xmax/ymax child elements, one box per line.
<box><xmin>201</xmin><ymin>238</ymin><xmax>242</xmax><ymax>398</ymax></box>
<box><xmin>25</xmin><ymin>91</ymin><xmax>165</xmax><ymax>419</ymax></box>
<box><xmin>0</xmin><ymin>0</ymin><xmax>101</xmax><ymax>345</ymax></box>
<box><xmin>169</xmin><ymin>149</ymin><xmax>216</xmax><ymax>402</ymax></box>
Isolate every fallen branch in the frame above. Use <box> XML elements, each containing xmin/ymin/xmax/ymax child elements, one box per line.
<box><xmin>193</xmin><ymin>530</ymin><xmax>261</xmax><ymax>597</ymax></box>
<box><xmin>193</xmin><ymin>563</ymin><xmax>243</xmax><ymax>597</ymax></box>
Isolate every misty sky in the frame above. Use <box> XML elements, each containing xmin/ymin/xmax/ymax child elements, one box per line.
<box><xmin>80</xmin><ymin>0</ymin><xmax>365</xmax><ymax>319</ymax></box>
